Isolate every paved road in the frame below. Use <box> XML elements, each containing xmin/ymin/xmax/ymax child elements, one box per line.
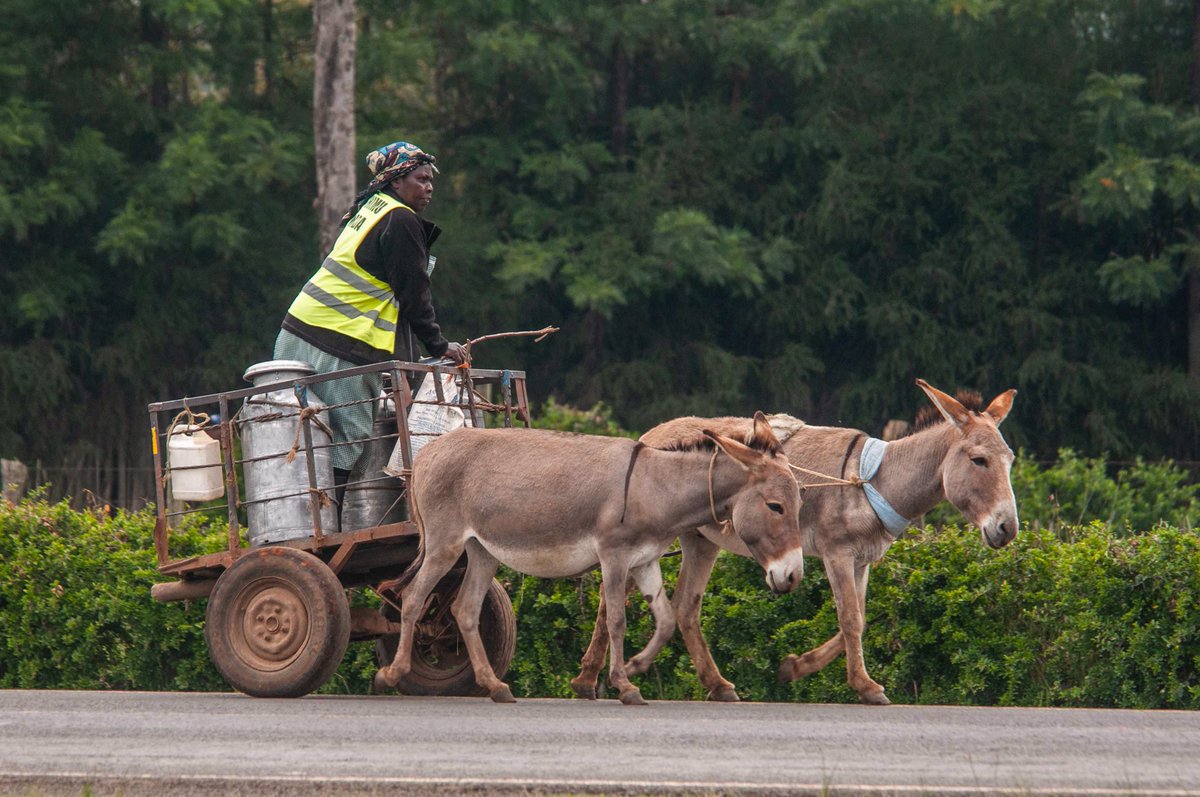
<box><xmin>0</xmin><ymin>690</ymin><xmax>1198</xmax><ymax>796</ymax></box>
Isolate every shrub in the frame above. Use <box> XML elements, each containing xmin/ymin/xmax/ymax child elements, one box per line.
<box><xmin>531</xmin><ymin>397</ymin><xmax>639</xmax><ymax>438</ymax></box>
<box><xmin>858</xmin><ymin>523</ymin><xmax>1200</xmax><ymax>708</ymax></box>
<box><xmin>3</xmin><ymin>410</ymin><xmax>1199</xmax><ymax>709</ymax></box>
<box><xmin>0</xmin><ymin>490</ymin><xmax>225</xmax><ymax>691</ymax></box>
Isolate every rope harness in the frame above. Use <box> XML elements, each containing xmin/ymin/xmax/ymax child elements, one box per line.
<box><xmin>619</xmin><ymin>428</ymin><xmax>912</xmax><ymax>539</ymax></box>
<box><xmin>707</xmin><ymin>448</ymin><xmax>734</xmax><ymax>535</ymax></box>
<box><xmin>789</xmin><ymin>434</ymin><xmax>912</xmax><ymax>539</ymax></box>
<box><xmin>619</xmin><ymin>440</ymin><xmax>733</xmax><ymax>534</ymax></box>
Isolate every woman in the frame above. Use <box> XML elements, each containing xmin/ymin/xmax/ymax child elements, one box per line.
<box><xmin>274</xmin><ymin>140</ymin><xmax>466</xmax><ymax>491</ymax></box>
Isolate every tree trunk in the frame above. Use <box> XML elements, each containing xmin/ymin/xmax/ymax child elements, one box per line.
<box><xmin>313</xmin><ymin>0</ymin><xmax>357</xmax><ymax>256</ymax></box>
<box><xmin>260</xmin><ymin>0</ymin><xmax>275</xmax><ymax>102</ymax></box>
<box><xmin>1190</xmin><ymin>0</ymin><xmax>1200</xmax><ymax>379</ymax></box>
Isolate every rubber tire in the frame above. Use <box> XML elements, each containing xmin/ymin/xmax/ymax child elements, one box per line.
<box><xmin>375</xmin><ymin>576</ymin><xmax>516</xmax><ymax>696</ymax></box>
<box><xmin>205</xmin><ymin>547</ymin><xmax>351</xmax><ymax>698</ymax></box>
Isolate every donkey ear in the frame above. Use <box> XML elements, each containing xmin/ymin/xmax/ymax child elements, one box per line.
<box><xmin>703</xmin><ymin>429</ymin><xmax>759</xmax><ymax>471</ymax></box>
<box><xmin>915</xmin><ymin>378</ymin><xmax>971</xmax><ymax>429</ymax></box>
<box><xmin>984</xmin><ymin>389</ymin><xmax>1017</xmax><ymax>425</ymax></box>
<box><xmin>749</xmin><ymin>410</ymin><xmax>783</xmax><ymax>453</ymax></box>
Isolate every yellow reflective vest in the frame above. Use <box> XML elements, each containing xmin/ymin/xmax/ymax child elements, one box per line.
<box><xmin>285</xmin><ymin>193</ymin><xmax>411</xmax><ymax>356</ymax></box>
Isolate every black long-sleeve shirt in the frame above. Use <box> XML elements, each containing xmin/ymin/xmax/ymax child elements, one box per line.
<box><xmin>283</xmin><ymin>187</ymin><xmax>450</xmax><ymax>364</ymax></box>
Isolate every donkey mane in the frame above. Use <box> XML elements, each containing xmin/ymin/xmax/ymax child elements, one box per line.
<box><xmin>656</xmin><ymin>437</ymin><xmax>720</xmax><ymax>453</ymax></box>
<box><xmin>909</xmin><ymin>389</ymin><xmax>985</xmax><ymax>433</ymax></box>
<box><xmin>654</xmin><ymin>424</ymin><xmax>782</xmax><ymax>456</ymax></box>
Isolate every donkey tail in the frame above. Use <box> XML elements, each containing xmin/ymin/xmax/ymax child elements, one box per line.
<box><xmin>376</xmin><ymin>476</ymin><xmax>425</xmax><ymax>598</ymax></box>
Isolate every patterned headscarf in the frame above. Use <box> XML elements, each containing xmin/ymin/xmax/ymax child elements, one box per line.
<box><xmin>366</xmin><ymin>141</ymin><xmax>439</xmax><ymax>183</ymax></box>
<box><xmin>339</xmin><ymin>141</ymin><xmax>439</xmax><ymax>227</ymax></box>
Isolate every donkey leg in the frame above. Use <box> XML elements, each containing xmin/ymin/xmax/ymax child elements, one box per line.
<box><xmin>779</xmin><ymin>556</ymin><xmax>857</xmax><ymax>682</ymax></box>
<box><xmin>778</xmin><ymin>632</ymin><xmax>845</xmax><ymax>681</ymax></box>
<box><xmin>825</xmin><ymin>557</ymin><xmax>888</xmax><ymax>705</ymax></box>
<box><xmin>571</xmin><ymin>587</ymin><xmax>612</xmax><ymax>700</ymax></box>
<box><xmin>670</xmin><ymin>532</ymin><xmax>738</xmax><ymax>701</ymax></box>
<box><xmin>452</xmin><ymin>540</ymin><xmax>514</xmax><ymax>703</ymax></box>
<box><xmin>626</xmin><ymin>561</ymin><xmax>675</xmax><ymax>677</ymax></box>
<box><xmin>850</xmin><ymin>564</ymin><xmax>888</xmax><ymax>704</ymax></box>
<box><xmin>599</xmin><ymin>561</ymin><xmax>645</xmax><ymax>706</ymax></box>
<box><xmin>376</xmin><ymin>542</ymin><xmax>463</xmax><ymax>691</ymax></box>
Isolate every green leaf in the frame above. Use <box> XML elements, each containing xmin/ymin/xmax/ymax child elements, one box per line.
<box><xmin>1097</xmin><ymin>254</ymin><xmax>1180</xmax><ymax>308</ymax></box>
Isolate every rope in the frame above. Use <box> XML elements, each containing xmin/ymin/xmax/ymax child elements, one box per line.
<box><xmin>285</xmin><ymin>406</ymin><xmax>321</xmax><ymax>464</ymax></box>
<box><xmin>308</xmin><ymin>486</ymin><xmax>334</xmax><ymax>508</ymax></box>
<box><xmin>164</xmin><ymin>405</ymin><xmax>210</xmax><ymax>442</ymax></box>
<box><xmin>789</xmin><ymin>463</ymin><xmax>865</xmax><ymax>489</ymax></box>
<box><xmin>707</xmin><ymin>448</ymin><xmax>734</xmax><ymax>536</ymax></box>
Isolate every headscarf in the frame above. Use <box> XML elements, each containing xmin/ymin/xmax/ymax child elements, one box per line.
<box><xmin>339</xmin><ymin>141</ymin><xmax>439</xmax><ymax>227</ymax></box>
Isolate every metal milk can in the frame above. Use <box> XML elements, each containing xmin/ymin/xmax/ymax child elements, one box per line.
<box><xmin>238</xmin><ymin>360</ymin><xmax>338</xmax><ymax>545</ymax></box>
<box><xmin>340</xmin><ymin>391</ymin><xmax>407</xmax><ymax>532</ymax></box>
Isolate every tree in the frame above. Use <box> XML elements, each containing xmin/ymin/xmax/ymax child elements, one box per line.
<box><xmin>313</xmin><ymin>0</ymin><xmax>357</xmax><ymax>255</ymax></box>
<box><xmin>0</xmin><ymin>0</ymin><xmax>315</xmax><ymax>506</ymax></box>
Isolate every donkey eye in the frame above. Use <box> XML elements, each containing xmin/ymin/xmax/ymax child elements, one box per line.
<box><xmin>971</xmin><ymin>457</ymin><xmax>988</xmax><ymax>467</ymax></box>
<box><xmin>766</xmin><ymin>501</ymin><xmax>785</xmax><ymax>514</ymax></box>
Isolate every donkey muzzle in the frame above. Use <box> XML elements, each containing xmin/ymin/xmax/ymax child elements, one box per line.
<box><xmin>765</xmin><ymin>551</ymin><xmax>805</xmax><ymax>594</ymax></box>
<box><xmin>982</xmin><ymin>512</ymin><xmax>1019</xmax><ymax>549</ymax></box>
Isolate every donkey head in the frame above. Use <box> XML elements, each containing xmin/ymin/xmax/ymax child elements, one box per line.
<box><xmin>916</xmin><ymin>379</ymin><xmax>1019</xmax><ymax>549</ymax></box>
<box><xmin>702</xmin><ymin>411</ymin><xmax>805</xmax><ymax>594</ymax></box>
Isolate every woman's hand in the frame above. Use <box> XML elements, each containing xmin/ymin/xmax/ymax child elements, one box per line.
<box><xmin>444</xmin><ymin>342</ymin><xmax>468</xmax><ymax>364</ymax></box>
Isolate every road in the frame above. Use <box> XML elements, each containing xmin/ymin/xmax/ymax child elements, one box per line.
<box><xmin>0</xmin><ymin>690</ymin><xmax>1198</xmax><ymax>796</ymax></box>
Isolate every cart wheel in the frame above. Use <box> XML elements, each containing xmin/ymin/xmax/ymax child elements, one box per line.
<box><xmin>375</xmin><ymin>575</ymin><xmax>515</xmax><ymax>696</ymax></box>
<box><xmin>205</xmin><ymin>547</ymin><xmax>350</xmax><ymax>698</ymax></box>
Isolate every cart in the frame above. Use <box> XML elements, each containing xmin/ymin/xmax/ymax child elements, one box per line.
<box><xmin>147</xmin><ymin>358</ymin><xmax>531</xmax><ymax>698</ymax></box>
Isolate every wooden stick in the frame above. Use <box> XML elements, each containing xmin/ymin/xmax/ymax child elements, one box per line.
<box><xmin>466</xmin><ymin>325</ymin><xmax>559</xmax><ymax>349</ymax></box>
<box><xmin>459</xmin><ymin>326</ymin><xmax>560</xmax><ymax>366</ymax></box>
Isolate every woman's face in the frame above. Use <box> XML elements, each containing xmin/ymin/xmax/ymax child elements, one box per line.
<box><xmin>393</xmin><ymin>164</ymin><xmax>434</xmax><ymax>212</ymax></box>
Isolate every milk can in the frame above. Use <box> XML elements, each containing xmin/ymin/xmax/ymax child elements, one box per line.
<box><xmin>238</xmin><ymin>360</ymin><xmax>337</xmax><ymax>546</ymax></box>
<box><xmin>340</xmin><ymin>391</ymin><xmax>407</xmax><ymax>532</ymax></box>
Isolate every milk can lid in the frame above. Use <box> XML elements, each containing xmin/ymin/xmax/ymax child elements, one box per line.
<box><xmin>243</xmin><ymin>359</ymin><xmax>317</xmax><ymax>384</ymax></box>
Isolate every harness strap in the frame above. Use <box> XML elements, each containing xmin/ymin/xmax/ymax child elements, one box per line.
<box><xmin>841</xmin><ymin>433</ymin><xmax>864</xmax><ymax>479</ymax></box>
<box><xmin>619</xmin><ymin>442</ymin><xmax>645</xmax><ymax>524</ymax></box>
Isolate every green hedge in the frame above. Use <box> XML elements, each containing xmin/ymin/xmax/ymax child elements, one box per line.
<box><xmin>2</xmin><ymin>449</ymin><xmax>1198</xmax><ymax>707</ymax></box>
<box><xmin>0</xmin><ymin>491</ymin><xmax>224</xmax><ymax>691</ymax></box>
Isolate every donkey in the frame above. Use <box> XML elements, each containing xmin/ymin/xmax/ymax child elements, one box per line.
<box><xmin>572</xmin><ymin>379</ymin><xmax>1018</xmax><ymax>705</ymax></box>
<box><xmin>374</xmin><ymin>412</ymin><xmax>806</xmax><ymax>705</ymax></box>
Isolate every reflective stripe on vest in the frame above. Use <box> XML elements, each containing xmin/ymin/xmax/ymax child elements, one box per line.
<box><xmin>286</xmin><ymin>193</ymin><xmax>411</xmax><ymax>352</ymax></box>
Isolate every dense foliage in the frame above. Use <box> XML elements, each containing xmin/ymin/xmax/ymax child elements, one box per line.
<box><xmin>2</xmin><ymin>450</ymin><xmax>1197</xmax><ymax>707</ymax></box>
<box><xmin>2</xmin><ymin>0</ymin><xmax>1199</xmax><ymax>508</ymax></box>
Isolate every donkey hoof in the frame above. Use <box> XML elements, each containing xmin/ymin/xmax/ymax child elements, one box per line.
<box><xmin>860</xmin><ymin>689</ymin><xmax>891</xmax><ymax>706</ymax></box>
<box><xmin>619</xmin><ymin>688</ymin><xmax>647</xmax><ymax>706</ymax></box>
<box><xmin>778</xmin><ymin>654</ymin><xmax>800</xmax><ymax>683</ymax></box>
<box><xmin>708</xmin><ymin>686</ymin><xmax>740</xmax><ymax>702</ymax></box>
<box><xmin>372</xmin><ymin>669</ymin><xmax>396</xmax><ymax>694</ymax></box>
<box><xmin>569</xmin><ymin>678</ymin><xmax>598</xmax><ymax>700</ymax></box>
<box><xmin>490</xmin><ymin>685</ymin><xmax>517</xmax><ymax>704</ymax></box>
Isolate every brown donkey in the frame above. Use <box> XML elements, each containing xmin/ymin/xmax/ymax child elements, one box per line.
<box><xmin>375</xmin><ymin>412</ymin><xmax>806</xmax><ymax>705</ymax></box>
<box><xmin>573</xmin><ymin>379</ymin><xmax>1018</xmax><ymax>705</ymax></box>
